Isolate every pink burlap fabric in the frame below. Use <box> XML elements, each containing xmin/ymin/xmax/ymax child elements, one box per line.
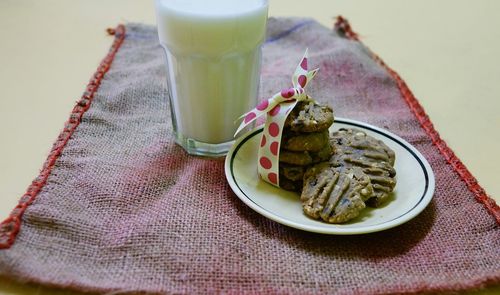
<box><xmin>0</xmin><ymin>17</ymin><xmax>499</xmax><ymax>294</ymax></box>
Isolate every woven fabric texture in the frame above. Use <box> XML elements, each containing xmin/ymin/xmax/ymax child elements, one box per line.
<box><xmin>0</xmin><ymin>17</ymin><xmax>499</xmax><ymax>294</ymax></box>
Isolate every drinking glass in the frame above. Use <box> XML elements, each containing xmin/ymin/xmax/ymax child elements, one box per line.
<box><xmin>155</xmin><ymin>0</ymin><xmax>269</xmax><ymax>156</ymax></box>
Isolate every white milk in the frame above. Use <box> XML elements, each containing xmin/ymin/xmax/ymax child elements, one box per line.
<box><xmin>155</xmin><ymin>0</ymin><xmax>268</xmax><ymax>145</ymax></box>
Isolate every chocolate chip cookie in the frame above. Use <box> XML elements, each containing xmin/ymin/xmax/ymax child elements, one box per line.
<box><xmin>281</xmin><ymin>130</ymin><xmax>329</xmax><ymax>152</ymax></box>
<box><xmin>329</xmin><ymin>128</ymin><xmax>396</xmax><ymax>207</ymax></box>
<box><xmin>278</xmin><ymin>164</ymin><xmax>305</xmax><ymax>192</ymax></box>
<box><xmin>279</xmin><ymin>164</ymin><xmax>305</xmax><ymax>181</ymax></box>
<box><xmin>278</xmin><ymin>176</ymin><xmax>303</xmax><ymax>192</ymax></box>
<box><xmin>301</xmin><ymin>163</ymin><xmax>374</xmax><ymax>223</ymax></box>
<box><xmin>284</xmin><ymin>100</ymin><xmax>334</xmax><ymax>133</ymax></box>
<box><xmin>280</xmin><ymin>142</ymin><xmax>334</xmax><ymax>166</ymax></box>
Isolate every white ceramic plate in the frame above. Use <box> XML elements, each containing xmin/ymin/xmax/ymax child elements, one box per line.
<box><xmin>225</xmin><ymin>118</ymin><xmax>435</xmax><ymax>235</ymax></box>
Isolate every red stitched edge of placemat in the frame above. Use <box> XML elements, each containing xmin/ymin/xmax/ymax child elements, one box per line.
<box><xmin>334</xmin><ymin>16</ymin><xmax>500</xmax><ymax>224</ymax></box>
<box><xmin>0</xmin><ymin>25</ymin><xmax>126</xmax><ymax>249</ymax></box>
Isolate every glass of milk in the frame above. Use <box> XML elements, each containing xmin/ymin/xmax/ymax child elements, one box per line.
<box><xmin>155</xmin><ymin>0</ymin><xmax>269</xmax><ymax>157</ymax></box>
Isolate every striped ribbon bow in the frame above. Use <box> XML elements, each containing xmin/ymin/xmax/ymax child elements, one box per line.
<box><xmin>235</xmin><ymin>49</ymin><xmax>319</xmax><ymax>187</ymax></box>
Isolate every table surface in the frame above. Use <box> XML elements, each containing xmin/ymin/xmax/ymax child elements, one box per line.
<box><xmin>0</xmin><ymin>0</ymin><xmax>498</xmax><ymax>294</ymax></box>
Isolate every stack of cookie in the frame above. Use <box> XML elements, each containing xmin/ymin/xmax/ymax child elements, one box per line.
<box><xmin>278</xmin><ymin>101</ymin><xmax>334</xmax><ymax>191</ymax></box>
<box><xmin>272</xmin><ymin>101</ymin><xmax>397</xmax><ymax>224</ymax></box>
<box><xmin>301</xmin><ymin>128</ymin><xmax>397</xmax><ymax>223</ymax></box>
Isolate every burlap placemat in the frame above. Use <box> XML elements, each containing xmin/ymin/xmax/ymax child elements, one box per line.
<box><xmin>0</xmin><ymin>17</ymin><xmax>498</xmax><ymax>294</ymax></box>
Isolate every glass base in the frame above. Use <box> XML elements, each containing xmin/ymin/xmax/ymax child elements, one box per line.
<box><xmin>174</xmin><ymin>132</ymin><xmax>234</xmax><ymax>157</ymax></box>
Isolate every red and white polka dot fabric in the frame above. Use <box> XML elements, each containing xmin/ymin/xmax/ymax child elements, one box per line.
<box><xmin>235</xmin><ymin>49</ymin><xmax>319</xmax><ymax>187</ymax></box>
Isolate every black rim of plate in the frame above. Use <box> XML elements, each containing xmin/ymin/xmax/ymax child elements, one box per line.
<box><xmin>229</xmin><ymin>119</ymin><xmax>430</xmax><ymax>230</ymax></box>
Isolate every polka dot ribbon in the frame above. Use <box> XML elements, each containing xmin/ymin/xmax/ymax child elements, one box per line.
<box><xmin>235</xmin><ymin>49</ymin><xmax>319</xmax><ymax>187</ymax></box>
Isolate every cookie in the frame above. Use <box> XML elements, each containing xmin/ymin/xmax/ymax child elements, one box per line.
<box><xmin>280</xmin><ymin>142</ymin><xmax>334</xmax><ymax>166</ymax></box>
<box><xmin>284</xmin><ymin>100</ymin><xmax>334</xmax><ymax>133</ymax></box>
<box><xmin>279</xmin><ymin>175</ymin><xmax>303</xmax><ymax>192</ymax></box>
<box><xmin>301</xmin><ymin>163</ymin><xmax>374</xmax><ymax>223</ymax></box>
<box><xmin>279</xmin><ymin>164</ymin><xmax>305</xmax><ymax>181</ymax></box>
<box><xmin>329</xmin><ymin>128</ymin><xmax>396</xmax><ymax>207</ymax></box>
<box><xmin>279</xmin><ymin>150</ymin><xmax>312</xmax><ymax>166</ymax></box>
<box><xmin>281</xmin><ymin>130</ymin><xmax>329</xmax><ymax>152</ymax></box>
<box><xmin>311</xmin><ymin>142</ymin><xmax>334</xmax><ymax>163</ymax></box>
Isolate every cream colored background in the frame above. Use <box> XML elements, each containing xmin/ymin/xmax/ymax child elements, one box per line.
<box><xmin>0</xmin><ymin>0</ymin><xmax>498</xmax><ymax>294</ymax></box>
